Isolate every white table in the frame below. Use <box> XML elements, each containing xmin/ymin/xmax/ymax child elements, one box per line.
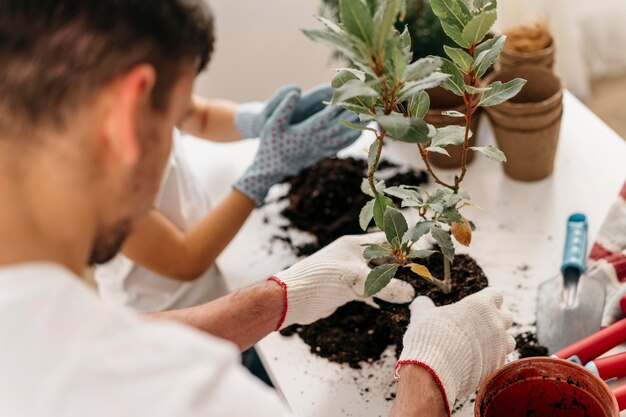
<box><xmin>181</xmin><ymin>91</ymin><xmax>626</xmax><ymax>416</ymax></box>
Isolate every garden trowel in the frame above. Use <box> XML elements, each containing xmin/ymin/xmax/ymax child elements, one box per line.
<box><xmin>536</xmin><ymin>213</ymin><xmax>606</xmax><ymax>355</ymax></box>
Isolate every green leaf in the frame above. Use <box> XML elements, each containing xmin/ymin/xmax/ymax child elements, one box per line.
<box><xmin>339</xmin><ymin>118</ymin><xmax>376</xmax><ymax>132</ymax></box>
<box><xmin>376</xmin><ymin>113</ymin><xmax>431</xmax><ymax>143</ymax></box>
<box><xmin>364</xmin><ymin>263</ymin><xmax>399</xmax><ymax>297</ymax></box>
<box><xmin>471</xmin><ymin>145</ymin><xmax>507</xmax><ymax>162</ymax></box>
<box><xmin>462</xmin><ymin>10</ymin><xmax>497</xmax><ymax>45</ymax></box>
<box><xmin>315</xmin><ymin>15</ymin><xmax>347</xmax><ymax>36</ymax></box>
<box><xmin>479</xmin><ymin>78</ymin><xmax>527</xmax><ymax>107</ymax></box>
<box><xmin>465</xmin><ymin>85</ymin><xmax>490</xmax><ymax>94</ymax></box>
<box><xmin>473</xmin><ymin>34</ymin><xmax>505</xmax><ymax>78</ymax></box>
<box><xmin>374</xmin><ymin>0</ymin><xmax>401</xmax><ymax>55</ymax></box>
<box><xmin>430</xmin><ymin>0</ymin><xmax>471</xmax><ymax>28</ymax></box>
<box><xmin>426</xmin><ymin>146</ymin><xmax>450</xmax><ymax>156</ymax></box>
<box><xmin>440</xmin><ymin>18</ymin><xmax>471</xmax><ymax>48</ymax></box>
<box><xmin>340</xmin><ymin>0</ymin><xmax>375</xmax><ymax>45</ymax></box>
<box><xmin>440</xmin><ymin>58</ymin><xmax>465</xmax><ymax>96</ymax></box>
<box><xmin>431</xmin><ymin>225</ymin><xmax>455</xmax><ymax>262</ymax></box>
<box><xmin>303</xmin><ymin>29</ymin><xmax>357</xmax><ymax>60</ymax></box>
<box><xmin>471</xmin><ymin>0</ymin><xmax>497</xmax><ymax>11</ymax></box>
<box><xmin>373</xmin><ymin>194</ymin><xmax>394</xmax><ymax>230</ymax></box>
<box><xmin>384</xmin><ymin>186</ymin><xmax>423</xmax><ymax>203</ymax></box>
<box><xmin>391</xmin><ymin>44</ymin><xmax>408</xmax><ymax>80</ymax></box>
<box><xmin>333</xmin><ymin>68</ymin><xmax>366</xmax><ymax>84</ymax></box>
<box><xmin>427</xmin><ymin>189</ymin><xmax>453</xmax><ymax>213</ymax></box>
<box><xmin>408</xmin><ymin>249</ymin><xmax>437</xmax><ymax>259</ymax></box>
<box><xmin>442</xmin><ymin>206</ymin><xmax>463</xmax><ymax>224</ymax></box>
<box><xmin>397</xmin><ymin>73</ymin><xmax>449</xmax><ymax>102</ymax></box>
<box><xmin>430</xmin><ymin>125</ymin><xmax>467</xmax><ymax>148</ymax></box>
<box><xmin>359</xmin><ymin>199</ymin><xmax>375</xmax><ymax>230</ymax></box>
<box><xmin>362</xmin><ymin>243</ymin><xmax>393</xmax><ymax>260</ymax></box>
<box><xmin>402</xmin><ymin>221</ymin><xmax>435</xmax><ymax>244</ymax></box>
<box><xmin>442</xmin><ymin>110</ymin><xmax>465</xmax><ymax>118</ymax></box>
<box><xmin>331</xmin><ymin>79</ymin><xmax>379</xmax><ymax>105</ymax></box>
<box><xmin>402</xmin><ymin>57</ymin><xmax>443</xmax><ymax>82</ymax></box>
<box><xmin>444</xmin><ymin>45</ymin><xmax>474</xmax><ymax>73</ymax></box>
<box><xmin>383</xmin><ymin>207</ymin><xmax>409</xmax><ymax>247</ymax></box>
<box><xmin>361</xmin><ymin>178</ymin><xmax>385</xmax><ymax>197</ymax></box>
<box><xmin>368</xmin><ymin>140</ymin><xmax>380</xmax><ymax>173</ymax></box>
<box><xmin>399</xmin><ymin>26</ymin><xmax>413</xmax><ymax>62</ymax></box>
<box><xmin>409</xmin><ymin>91</ymin><xmax>430</xmax><ymax>119</ymax></box>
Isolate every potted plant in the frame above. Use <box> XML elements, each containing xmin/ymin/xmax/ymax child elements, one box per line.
<box><xmin>317</xmin><ymin>0</ymin><xmax>487</xmax><ymax>169</ymax></box>
<box><xmin>305</xmin><ymin>0</ymin><xmax>525</xmax><ymax>297</ymax></box>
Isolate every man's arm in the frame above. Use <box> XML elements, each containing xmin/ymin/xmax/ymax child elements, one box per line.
<box><xmin>178</xmin><ymin>95</ymin><xmax>243</xmax><ymax>142</ymax></box>
<box><xmin>121</xmin><ymin>189</ymin><xmax>255</xmax><ymax>281</ymax></box>
<box><xmin>391</xmin><ymin>365</ymin><xmax>448</xmax><ymax>417</ymax></box>
<box><xmin>146</xmin><ymin>279</ymin><xmax>284</xmax><ymax>352</ymax></box>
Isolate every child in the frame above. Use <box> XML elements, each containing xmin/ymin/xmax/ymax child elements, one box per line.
<box><xmin>95</xmin><ymin>85</ymin><xmax>360</xmax><ymax>313</ymax></box>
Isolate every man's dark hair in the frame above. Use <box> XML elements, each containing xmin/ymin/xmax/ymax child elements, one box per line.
<box><xmin>0</xmin><ymin>0</ymin><xmax>215</xmax><ymax>136</ymax></box>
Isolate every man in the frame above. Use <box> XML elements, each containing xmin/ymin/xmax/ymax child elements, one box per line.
<box><xmin>0</xmin><ymin>1</ymin><xmax>515</xmax><ymax>416</ymax></box>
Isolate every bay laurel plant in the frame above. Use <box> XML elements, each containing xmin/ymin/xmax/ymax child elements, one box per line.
<box><xmin>305</xmin><ymin>0</ymin><xmax>526</xmax><ymax>296</ymax></box>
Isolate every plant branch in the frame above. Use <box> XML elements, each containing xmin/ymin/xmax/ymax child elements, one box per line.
<box><xmin>418</xmin><ymin>144</ymin><xmax>455</xmax><ymax>190</ymax></box>
<box><xmin>368</xmin><ymin>129</ymin><xmax>386</xmax><ymax>196</ymax></box>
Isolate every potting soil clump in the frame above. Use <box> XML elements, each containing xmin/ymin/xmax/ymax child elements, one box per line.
<box><xmin>276</xmin><ymin>157</ymin><xmax>429</xmax><ymax>256</ymax></box>
<box><xmin>281</xmin><ymin>251</ymin><xmax>489</xmax><ymax>368</ymax></box>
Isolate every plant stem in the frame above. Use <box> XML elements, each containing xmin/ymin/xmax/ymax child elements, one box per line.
<box><xmin>442</xmin><ymin>254</ymin><xmax>452</xmax><ymax>294</ymax></box>
<box><xmin>417</xmin><ymin>144</ymin><xmax>455</xmax><ymax>190</ymax></box>
<box><xmin>368</xmin><ymin>129</ymin><xmax>386</xmax><ymax>196</ymax></box>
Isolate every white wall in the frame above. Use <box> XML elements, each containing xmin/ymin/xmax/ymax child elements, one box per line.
<box><xmin>194</xmin><ymin>0</ymin><xmax>337</xmax><ymax>102</ymax></box>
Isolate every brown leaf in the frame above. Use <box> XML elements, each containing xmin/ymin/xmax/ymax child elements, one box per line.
<box><xmin>406</xmin><ymin>263</ymin><xmax>433</xmax><ymax>280</ymax></box>
<box><xmin>451</xmin><ymin>216</ymin><xmax>472</xmax><ymax>247</ymax></box>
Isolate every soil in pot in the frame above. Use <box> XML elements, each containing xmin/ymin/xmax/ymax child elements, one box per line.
<box><xmin>515</xmin><ymin>331</ymin><xmax>549</xmax><ymax>359</ymax></box>
<box><xmin>280</xmin><ymin>251</ymin><xmax>489</xmax><ymax>367</ymax></box>
<box><xmin>500</xmin><ymin>22</ymin><xmax>556</xmax><ymax>70</ymax></box>
<box><xmin>275</xmin><ymin>157</ymin><xmax>429</xmax><ymax>256</ymax></box>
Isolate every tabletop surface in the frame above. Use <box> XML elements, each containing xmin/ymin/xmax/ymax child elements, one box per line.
<box><xmin>181</xmin><ymin>91</ymin><xmax>626</xmax><ymax>417</ymax></box>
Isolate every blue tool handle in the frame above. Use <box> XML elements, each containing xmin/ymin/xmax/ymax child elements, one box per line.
<box><xmin>561</xmin><ymin>213</ymin><xmax>588</xmax><ymax>274</ymax></box>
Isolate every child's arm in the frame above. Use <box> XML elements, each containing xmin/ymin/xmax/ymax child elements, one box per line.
<box><xmin>178</xmin><ymin>95</ymin><xmax>244</xmax><ymax>142</ymax></box>
<box><xmin>121</xmin><ymin>189</ymin><xmax>255</xmax><ymax>282</ymax></box>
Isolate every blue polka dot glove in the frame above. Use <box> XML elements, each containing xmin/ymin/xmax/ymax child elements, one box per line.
<box><xmin>233</xmin><ymin>86</ymin><xmax>362</xmax><ymax>206</ymax></box>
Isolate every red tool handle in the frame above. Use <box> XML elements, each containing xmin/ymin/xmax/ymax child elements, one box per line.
<box><xmin>555</xmin><ymin>318</ymin><xmax>626</xmax><ymax>364</ymax></box>
<box><xmin>620</xmin><ymin>294</ymin><xmax>626</xmax><ymax>315</ymax></box>
<box><xmin>614</xmin><ymin>384</ymin><xmax>626</xmax><ymax>411</ymax></box>
<box><xmin>588</xmin><ymin>352</ymin><xmax>626</xmax><ymax>381</ymax></box>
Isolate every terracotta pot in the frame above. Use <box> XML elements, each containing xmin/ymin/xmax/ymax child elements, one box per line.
<box><xmin>483</xmin><ymin>66</ymin><xmax>563</xmax><ymax>116</ymax></box>
<box><xmin>491</xmin><ymin>113</ymin><xmax>562</xmax><ymax>182</ymax></box>
<box><xmin>425</xmin><ymin>87</ymin><xmax>480</xmax><ymax>169</ymax></box>
<box><xmin>499</xmin><ymin>37</ymin><xmax>556</xmax><ymax>71</ymax></box>
<box><xmin>475</xmin><ymin>357</ymin><xmax>619</xmax><ymax>417</ymax></box>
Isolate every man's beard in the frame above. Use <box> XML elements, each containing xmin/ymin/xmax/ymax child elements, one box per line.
<box><xmin>88</xmin><ymin>219</ymin><xmax>132</xmax><ymax>265</ymax></box>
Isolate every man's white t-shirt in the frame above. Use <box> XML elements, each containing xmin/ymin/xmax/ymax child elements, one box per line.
<box><xmin>95</xmin><ymin>132</ymin><xmax>229</xmax><ymax>313</ymax></box>
<box><xmin>0</xmin><ymin>262</ymin><xmax>292</xmax><ymax>417</ymax></box>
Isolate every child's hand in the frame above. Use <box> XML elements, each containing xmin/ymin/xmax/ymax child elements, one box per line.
<box><xmin>234</xmin><ymin>86</ymin><xmax>361</xmax><ymax>206</ymax></box>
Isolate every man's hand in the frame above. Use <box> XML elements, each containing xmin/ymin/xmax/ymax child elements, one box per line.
<box><xmin>233</xmin><ymin>85</ymin><xmax>361</xmax><ymax>206</ymax></box>
<box><xmin>396</xmin><ymin>288</ymin><xmax>515</xmax><ymax>416</ymax></box>
<box><xmin>270</xmin><ymin>233</ymin><xmax>415</xmax><ymax>330</ymax></box>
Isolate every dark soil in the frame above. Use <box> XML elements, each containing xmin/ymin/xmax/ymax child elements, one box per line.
<box><xmin>277</xmin><ymin>157</ymin><xmax>429</xmax><ymax>256</ymax></box>
<box><xmin>281</xmin><ymin>251</ymin><xmax>489</xmax><ymax>367</ymax></box>
<box><xmin>515</xmin><ymin>332</ymin><xmax>549</xmax><ymax>358</ymax></box>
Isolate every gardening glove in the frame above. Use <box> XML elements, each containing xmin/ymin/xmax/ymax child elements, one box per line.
<box><xmin>234</xmin><ymin>84</ymin><xmax>334</xmax><ymax>138</ymax></box>
<box><xmin>268</xmin><ymin>233</ymin><xmax>416</xmax><ymax>330</ymax></box>
<box><xmin>395</xmin><ymin>288</ymin><xmax>515</xmax><ymax>416</ymax></box>
<box><xmin>233</xmin><ymin>86</ymin><xmax>362</xmax><ymax>206</ymax></box>
<box><xmin>585</xmin><ymin>181</ymin><xmax>626</xmax><ymax>327</ymax></box>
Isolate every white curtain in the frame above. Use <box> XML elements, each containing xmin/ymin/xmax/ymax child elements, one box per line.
<box><xmin>496</xmin><ymin>0</ymin><xmax>626</xmax><ymax>98</ymax></box>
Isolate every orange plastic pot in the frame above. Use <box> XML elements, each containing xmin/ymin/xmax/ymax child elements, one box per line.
<box><xmin>475</xmin><ymin>357</ymin><xmax>626</xmax><ymax>417</ymax></box>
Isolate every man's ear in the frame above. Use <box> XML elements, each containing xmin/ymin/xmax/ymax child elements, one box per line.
<box><xmin>101</xmin><ymin>64</ymin><xmax>157</xmax><ymax>166</ymax></box>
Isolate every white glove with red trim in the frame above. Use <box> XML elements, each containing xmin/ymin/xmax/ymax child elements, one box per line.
<box><xmin>269</xmin><ymin>233</ymin><xmax>415</xmax><ymax>330</ymax></box>
<box><xmin>395</xmin><ymin>288</ymin><xmax>515</xmax><ymax>416</ymax></box>
<box><xmin>585</xmin><ymin>181</ymin><xmax>626</xmax><ymax>327</ymax></box>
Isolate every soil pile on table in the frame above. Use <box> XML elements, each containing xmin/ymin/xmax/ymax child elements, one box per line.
<box><xmin>276</xmin><ymin>157</ymin><xmax>429</xmax><ymax>256</ymax></box>
<box><xmin>515</xmin><ymin>331</ymin><xmax>549</xmax><ymax>358</ymax></box>
<box><xmin>281</xmin><ymin>252</ymin><xmax>489</xmax><ymax>368</ymax></box>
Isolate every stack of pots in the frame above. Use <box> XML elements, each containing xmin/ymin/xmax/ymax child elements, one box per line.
<box><xmin>425</xmin><ymin>86</ymin><xmax>480</xmax><ymax>169</ymax></box>
<box><xmin>483</xmin><ymin>66</ymin><xmax>563</xmax><ymax>181</ymax></box>
<box><xmin>499</xmin><ymin>23</ymin><xmax>556</xmax><ymax>71</ymax></box>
